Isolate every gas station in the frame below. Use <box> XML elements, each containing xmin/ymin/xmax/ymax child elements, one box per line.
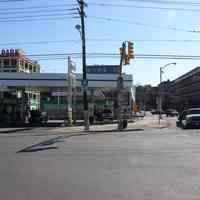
<box><xmin>0</xmin><ymin>71</ymin><xmax>134</xmax><ymax>125</ymax></box>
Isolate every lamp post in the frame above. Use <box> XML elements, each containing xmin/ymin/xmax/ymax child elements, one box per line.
<box><xmin>159</xmin><ymin>62</ymin><xmax>176</xmax><ymax>124</ymax></box>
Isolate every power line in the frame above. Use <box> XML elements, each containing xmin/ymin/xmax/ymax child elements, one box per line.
<box><xmin>89</xmin><ymin>2</ymin><xmax>200</xmax><ymax>12</ymax></box>
<box><xmin>122</xmin><ymin>0</ymin><xmax>200</xmax><ymax>6</ymax></box>
<box><xmin>0</xmin><ymin>13</ymin><xmax>76</xmax><ymax>20</ymax></box>
<box><xmin>0</xmin><ymin>4</ymin><xmax>75</xmax><ymax>11</ymax></box>
<box><xmin>0</xmin><ymin>8</ymin><xmax>78</xmax><ymax>15</ymax></box>
<box><xmin>0</xmin><ymin>40</ymin><xmax>80</xmax><ymax>46</ymax></box>
<box><xmin>0</xmin><ymin>0</ymin><xmax>27</xmax><ymax>2</ymax></box>
<box><xmin>22</xmin><ymin>52</ymin><xmax>200</xmax><ymax>60</ymax></box>
<box><xmin>3</xmin><ymin>38</ymin><xmax>200</xmax><ymax>46</ymax></box>
<box><xmin>36</xmin><ymin>56</ymin><xmax>200</xmax><ymax>61</ymax></box>
<box><xmin>88</xmin><ymin>15</ymin><xmax>198</xmax><ymax>33</ymax></box>
<box><xmin>0</xmin><ymin>16</ymin><xmax>77</xmax><ymax>23</ymax></box>
<box><xmin>0</xmin><ymin>2</ymin><xmax>198</xmax><ymax>12</ymax></box>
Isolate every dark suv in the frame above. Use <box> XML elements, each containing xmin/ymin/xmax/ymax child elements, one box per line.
<box><xmin>102</xmin><ymin>108</ymin><xmax>113</xmax><ymax>121</ymax></box>
<box><xmin>177</xmin><ymin>108</ymin><xmax>200</xmax><ymax>129</ymax></box>
<box><xmin>29</xmin><ymin>110</ymin><xmax>48</xmax><ymax>125</ymax></box>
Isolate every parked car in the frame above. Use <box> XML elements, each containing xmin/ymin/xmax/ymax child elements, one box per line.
<box><xmin>150</xmin><ymin>109</ymin><xmax>156</xmax><ymax>115</ymax></box>
<box><xmin>151</xmin><ymin>109</ymin><xmax>165</xmax><ymax>115</ymax></box>
<box><xmin>165</xmin><ymin>109</ymin><xmax>178</xmax><ymax>117</ymax></box>
<box><xmin>29</xmin><ymin>110</ymin><xmax>48</xmax><ymax>124</ymax></box>
<box><xmin>102</xmin><ymin>108</ymin><xmax>113</xmax><ymax>121</ymax></box>
<box><xmin>177</xmin><ymin>108</ymin><xmax>200</xmax><ymax>129</ymax></box>
<box><xmin>94</xmin><ymin>109</ymin><xmax>103</xmax><ymax>121</ymax></box>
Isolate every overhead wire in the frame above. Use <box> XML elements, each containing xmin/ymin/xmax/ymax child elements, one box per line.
<box><xmin>0</xmin><ymin>0</ymin><xmax>27</xmax><ymax>2</ymax></box>
<box><xmin>0</xmin><ymin>4</ymin><xmax>78</xmax><ymax>22</ymax></box>
<box><xmin>21</xmin><ymin>52</ymin><xmax>200</xmax><ymax>61</ymax></box>
<box><xmin>89</xmin><ymin>2</ymin><xmax>200</xmax><ymax>12</ymax></box>
<box><xmin>88</xmin><ymin>15</ymin><xmax>199</xmax><ymax>33</ymax></box>
<box><xmin>0</xmin><ymin>3</ymin><xmax>76</xmax><ymax>11</ymax></box>
<box><xmin>0</xmin><ymin>8</ymin><xmax>78</xmax><ymax>15</ymax></box>
<box><xmin>3</xmin><ymin>39</ymin><xmax>200</xmax><ymax>46</ymax></box>
<box><xmin>0</xmin><ymin>13</ymin><xmax>77</xmax><ymax>20</ymax></box>
<box><xmin>0</xmin><ymin>16</ymin><xmax>77</xmax><ymax>23</ymax></box>
<box><xmin>0</xmin><ymin>1</ymin><xmax>197</xmax><ymax>36</ymax></box>
<box><xmin>122</xmin><ymin>0</ymin><xmax>200</xmax><ymax>6</ymax></box>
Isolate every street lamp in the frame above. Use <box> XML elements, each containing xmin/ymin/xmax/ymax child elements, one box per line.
<box><xmin>75</xmin><ymin>24</ymin><xmax>81</xmax><ymax>36</ymax></box>
<box><xmin>75</xmin><ymin>22</ymin><xmax>89</xmax><ymax>131</ymax></box>
<box><xmin>159</xmin><ymin>62</ymin><xmax>176</xmax><ymax>124</ymax></box>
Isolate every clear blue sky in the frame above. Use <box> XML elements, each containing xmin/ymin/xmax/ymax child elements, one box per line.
<box><xmin>1</xmin><ymin>0</ymin><xmax>200</xmax><ymax>86</ymax></box>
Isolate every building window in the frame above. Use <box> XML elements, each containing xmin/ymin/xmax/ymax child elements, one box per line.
<box><xmin>33</xmin><ymin>94</ymin><xmax>36</xmax><ymax>99</ymax></box>
<box><xmin>11</xmin><ymin>70</ymin><xmax>16</xmax><ymax>72</ymax></box>
<box><xmin>4</xmin><ymin>59</ymin><xmax>9</xmax><ymax>67</ymax></box>
<box><xmin>11</xmin><ymin>59</ymin><xmax>17</xmax><ymax>66</ymax></box>
<box><xmin>33</xmin><ymin>67</ymin><xmax>36</xmax><ymax>72</ymax></box>
<box><xmin>4</xmin><ymin>70</ymin><xmax>9</xmax><ymax>72</ymax></box>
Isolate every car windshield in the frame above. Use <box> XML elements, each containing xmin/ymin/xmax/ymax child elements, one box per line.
<box><xmin>103</xmin><ymin>109</ymin><xmax>112</xmax><ymax>114</ymax></box>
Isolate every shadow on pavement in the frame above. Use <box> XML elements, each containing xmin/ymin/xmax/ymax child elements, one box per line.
<box><xmin>17</xmin><ymin>136</ymin><xmax>64</xmax><ymax>153</ymax></box>
<box><xmin>17</xmin><ymin>146</ymin><xmax>58</xmax><ymax>153</ymax></box>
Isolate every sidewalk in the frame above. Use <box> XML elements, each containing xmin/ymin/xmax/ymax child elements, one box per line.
<box><xmin>129</xmin><ymin>115</ymin><xmax>174</xmax><ymax>129</ymax></box>
<box><xmin>51</xmin><ymin>115</ymin><xmax>175</xmax><ymax>134</ymax></box>
<box><xmin>0</xmin><ymin>115</ymin><xmax>176</xmax><ymax>134</ymax></box>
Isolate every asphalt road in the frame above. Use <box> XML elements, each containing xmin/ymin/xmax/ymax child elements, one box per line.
<box><xmin>1</xmin><ymin>126</ymin><xmax>200</xmax><ymax>200</ymax></box>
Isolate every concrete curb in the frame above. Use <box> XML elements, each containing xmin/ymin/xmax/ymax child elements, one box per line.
<box><xmin>0</xmin><ymin>128</ymin><xmax>32</xmax><ymax>134</ymax></box>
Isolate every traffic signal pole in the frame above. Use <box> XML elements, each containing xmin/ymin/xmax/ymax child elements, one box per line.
<box><xmin>117</xmin><ymin>41</ymin><xmax>134</xmax><ymax>130</ymax></box>
<box><xmin>117</xmin><ymin>42</ymin><xmax>125</xmax><ymax>130</ymax></box>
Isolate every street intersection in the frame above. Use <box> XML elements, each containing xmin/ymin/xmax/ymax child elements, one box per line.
<box><xmin>0</xmin><ymin>116</ymin><xmax>200</xmax><ymax>200</ymax></box>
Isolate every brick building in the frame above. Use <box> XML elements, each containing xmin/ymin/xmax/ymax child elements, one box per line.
<box><xmin>0</xmin><ymin>49</ymin><xmax>40</xmax><ymax>73</ymax></box>
<box><xmin>171</xmin><ymin>67</ymin><xmax>200</xmax><ymax>111</ymax></box>
<box><xmin>136</xmin><ymin>85</ymin><xmax>158</xmax><ymax>110</ymax></box>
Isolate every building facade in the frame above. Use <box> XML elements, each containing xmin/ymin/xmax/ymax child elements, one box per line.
<box><xmin>171</xmin><ymin>67</ymin><xmax>200</xmax><ymax>111</ymax></box>
<box><xmin>0</xmin><ymin>49</ymin><xmax>40</xmax><ymax>125</ymax></box>
<box><xmin>0</xmin><ymin>71</ymin><xmax>134</xmax><ymax>122</ymax></box>
<box><xmin>0</xmin><ymin>49</ymin><xmax>40</xmax><ymax>73</ymax></box>
<box><xmin>136</xmin><ymin>85</ymin><xmax>158</xmax><ymax>111</ymax></box>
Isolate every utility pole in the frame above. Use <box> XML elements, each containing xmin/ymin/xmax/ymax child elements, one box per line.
<box><xmin>77</xmin><ymin>0</ymin><xmax>89</xmax><ymax>131</ymax></box>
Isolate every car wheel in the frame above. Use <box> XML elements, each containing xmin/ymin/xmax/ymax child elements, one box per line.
<box><xmin>181</xmin><ymin>124</ymin><xmax>188</xmax><ymax>129</ymax></box>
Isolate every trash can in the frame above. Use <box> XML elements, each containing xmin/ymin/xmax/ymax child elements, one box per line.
<box><xmin>122</xmin><ymin>119</ymin><xmax>127</xmax><ymax>129</ymax></box>
<box><xmin>118</xmin><ymin>119</ymin><xmax>128</xmax><ymax>130</ymax></box>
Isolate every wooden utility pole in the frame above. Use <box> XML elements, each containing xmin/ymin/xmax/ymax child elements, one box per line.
<box><xmin>78</xmin><ymin>0</ymin><xmax>89</xmax><ymax>131</ymax></box>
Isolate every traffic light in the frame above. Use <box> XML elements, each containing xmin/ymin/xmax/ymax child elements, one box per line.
<box><xmin>119</xmin><ymin>47</ymin><xmax>125</xmax><ymax>57</ymax></box>
<box><xmin>128</xmin><ymin>41</ymin><xmax>134</xmax><ymax>59</ymax></box>
<box><xmin>124</xmin><ymin>55</ymin><xmax>130</xmax><ymax>65</ymax></box>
